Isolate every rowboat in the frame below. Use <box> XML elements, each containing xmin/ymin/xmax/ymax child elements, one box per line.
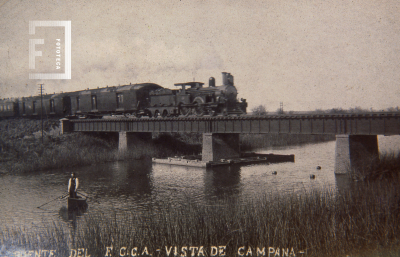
<box><xmin>67</xmin><ymin>196</ymin><xmax>88</xmax><ymax>211</ymax></box>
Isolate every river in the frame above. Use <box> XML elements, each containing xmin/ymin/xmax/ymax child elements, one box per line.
<box><xmin>1</xmin><ymin>135</ymin><xmax>399</xmax><ymax>229</ymax></box>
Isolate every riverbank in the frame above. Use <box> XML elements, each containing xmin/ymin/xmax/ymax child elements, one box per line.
<box><xmin>0</xmin><ymin>119</ymin><xmax>200</xmax><ymax>174</ymax></box>
<box><xmin>1</xmin><ymin>180</ymin><xmax>399</xmax><ymax>257</ymax></box>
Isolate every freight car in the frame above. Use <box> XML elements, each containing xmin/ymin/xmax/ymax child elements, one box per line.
<box><xmin>0</xmin><ymin>72</ymin><xmax>247</xmax><ymax>119</ymax></box>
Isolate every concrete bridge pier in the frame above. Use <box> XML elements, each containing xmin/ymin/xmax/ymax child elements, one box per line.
<box><xmin>334</xmin><ymin>135</ymin><xmax>379</xmax><ymax>175</ymax></box>
<box><xmin>202</xmin><ymin>133</ymin><xmax>240</xmax><ymax>162</ymax></box>
<box><xmin>60</xmin><ymin>118</ymin><xmax>72</xmax><ymax>134</ymax></box>
<box><xmin>118</xmin><ymin>132</ymin><xmax>152</xmax><ymax>154</ymax></box>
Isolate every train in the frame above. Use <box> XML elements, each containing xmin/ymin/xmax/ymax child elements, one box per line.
<box><xmin>0</xmin><ymin>72</ymin><xmax>247</xmax><ymax>119</ymax></box>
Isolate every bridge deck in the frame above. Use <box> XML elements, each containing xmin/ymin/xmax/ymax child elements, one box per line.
<box><xmin>68</xmin><ymin>112</ymin><xmax>400</xmax><ymax>135</ymax></box>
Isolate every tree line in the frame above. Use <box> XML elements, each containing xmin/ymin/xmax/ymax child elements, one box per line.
<box><xmin>251</xmin><ymin>105</ymin><xmax>400</xmax><ymax>116</ymax></box>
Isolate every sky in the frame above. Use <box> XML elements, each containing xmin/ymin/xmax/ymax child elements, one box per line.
<box><xmin>0</xmin><ymin>0</ymin><xmax>400</xmax><ymax>112</ymax></box>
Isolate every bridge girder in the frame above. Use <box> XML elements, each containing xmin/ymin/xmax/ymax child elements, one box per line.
<box><xmin>65</xmin><ymin>114</ymin><xmax>400</xmax><ymax>135</ymax></box>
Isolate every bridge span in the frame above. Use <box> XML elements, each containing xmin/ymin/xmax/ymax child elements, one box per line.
<box><xmin>61</xmin><ymin>112</ymin><xmax>400</xmax><ymax>174</ymax></box>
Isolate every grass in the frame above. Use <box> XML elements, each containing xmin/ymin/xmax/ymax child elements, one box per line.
<box><xmin>1</xmin><ymin>181</ymin><xmax>400</xmax><ymax>257</ymax></box>
<box><xmin>0</xmin><ymin>118</ymin><xmax>120</xmax><ymax>173</ymax></box>
<box><xmin>0</xmin><ymin>119</ymin><xmax>201</xmax><ymax>174</ymax></box>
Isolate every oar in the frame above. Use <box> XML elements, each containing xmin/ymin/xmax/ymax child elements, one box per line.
<box><xmin>37</xmin><ymin>193</ymin><xmax>69</xmax><ymax>208</ymax></box>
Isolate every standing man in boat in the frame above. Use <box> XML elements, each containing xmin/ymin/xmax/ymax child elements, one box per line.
<box><xmin>68</xmin><ymin>172</ymin><xmax>79</xmax><ymax>198</ymax></box>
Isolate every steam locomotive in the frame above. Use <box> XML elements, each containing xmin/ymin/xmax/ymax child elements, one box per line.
<box><xmin>0</xmin><ymin>72</ymin><xmax>247</xmax><ymax>119</ymax></box>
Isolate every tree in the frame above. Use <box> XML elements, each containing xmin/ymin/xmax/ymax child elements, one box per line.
<box><xmin>251</xmin><ymin>105</ymin><xmax>268</xmax><ymax>116</ymax></box>
<box><xmin>387</xmin><ymin>106</ymin><xmax>399</xmax><ymax>112</ymax></box>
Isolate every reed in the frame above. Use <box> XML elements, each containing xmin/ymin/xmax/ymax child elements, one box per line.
<box><xmin>2</xmin><ymin>181</ymin><xmax>400</xmax><ymax>257</ymax></box>
<box><xmin>0</xmin><ymin>132</ymin><xmax>118</xmax><ymax>173</ymax></box>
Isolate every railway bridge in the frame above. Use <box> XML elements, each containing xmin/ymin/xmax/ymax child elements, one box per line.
<box><xmin>60</xmin><ymin>112</ymin><xmax>400</xmax><ymax>174</ymax></box>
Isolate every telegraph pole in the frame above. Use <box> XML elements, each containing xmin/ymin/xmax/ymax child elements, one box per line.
<box><xmin>38</xmin><ymin>84</ymin><xmax>44</xmax><ymax>143</ymax></box>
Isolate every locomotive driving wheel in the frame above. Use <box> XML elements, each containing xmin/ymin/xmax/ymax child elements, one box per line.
<box><xmin>145</xmin><ymin>109</ymin><xmax>152</xmax><ymax>118</ymax></box>
<box><xmin>193</xmin><ymin>97</ymin><xmax>205</xmax><ymax>117</ymax></box>
<box><xmin>179</xmin><ymin>104</ymin><xmax>191</xmax><ymax>117</ymax></box>
<box><xmin>194</xmin><ymin>103</ymin><xmax>204</xmax><ymax>116</ymax></box>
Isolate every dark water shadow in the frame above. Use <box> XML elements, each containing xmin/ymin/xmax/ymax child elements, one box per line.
<box><xmin>204</xmin><ymin>165</ymin><xmax>241</xmax><ymax>201</ymax></box>
<box><xmin>59</xmin><ymin>205</ymin><xmax>88</xmax><ymax>229</ymax></box>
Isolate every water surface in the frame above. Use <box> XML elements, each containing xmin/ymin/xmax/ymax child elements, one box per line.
<box><xmin>1</xmin><ymin>135</ymin><xmax>399</xmax><ymax>229</ymax></box>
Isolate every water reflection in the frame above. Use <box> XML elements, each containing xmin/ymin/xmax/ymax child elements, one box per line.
<box><xmin>204</xmin><ymin>165</ymin><xmax>241</xmax><ymax>201</ymax></box>
<box><xmin>75</xmin><ymin>159</ymin><xmax>153</xmax><ymax>198</ymax></box>
<box><xmin>109</xmin><ymin>160</ymin><xmax>153</xmax><ymax>197</ymax></box>
<box><xmin>151</xmin><ymin>163</ymin><xmax>206</xmax><ymax>207</ymax></box>
<box><xmin>58</xmin><ymin>206</ymin><xmax>87</xmax><ymax>229</ymax></box>
<box><xmin>84</xmin><ymin>159</ymin><xmax>155</xmax><ymax>212</ymax></box>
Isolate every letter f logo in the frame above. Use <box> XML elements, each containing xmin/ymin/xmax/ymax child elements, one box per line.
<box><xmin>28</xmin><ymin>21</ymin><xmax>71</xmax><ymax>79</ymax></box>
<box><xmin>29</xmin><ymin>39</ymin><xmax>44</xmax><ymax>69</ymax></box>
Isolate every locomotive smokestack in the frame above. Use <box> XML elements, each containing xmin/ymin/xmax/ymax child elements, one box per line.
<box><xmin>222</xmin><ymin>72</ymin><xmax>228</xmax><ymax>85</ymax></box>
<box><xmin>209</xmin><ymin>77</ymin><xmax>215</xmax><ymax>87</ymax></box>
<box><xmin>229</xmin><ymin>73</ymin><xmax>234</xmax><ymax>85</ymax></box>
<box><xmin>222</xmin><ymin>72</ymin><xmax>234</xmax><ymax>86</ymax></box>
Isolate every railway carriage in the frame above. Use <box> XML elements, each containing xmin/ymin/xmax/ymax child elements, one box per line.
<box><xmin>18</xmin><ymin>94</ymin><xmax>53</xmax><ymax>118</ymax></box>
<box><xmin>72</xmin><ymin>88</ymin><xmax>103</xmax><ymax>117</ymax></box>
<box><xmin>50</xmin><ymin>92</ymin><xmax>75</xmax><ymax>117</ymax></box>
<box><xmin>68</xmin><ymin>83</ymin><xmax>163</xmax><ymax>118</ymax></box>
<box><xmin>0</xmin><ymin>98</ymin><xmax>19</xmax><ymax>118</ymax></box>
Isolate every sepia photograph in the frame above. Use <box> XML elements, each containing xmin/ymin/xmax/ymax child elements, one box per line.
<box><xmin>1</xmin><ymin>0</ymin><xmax>400</xmax><ymax>256</ymax></box>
